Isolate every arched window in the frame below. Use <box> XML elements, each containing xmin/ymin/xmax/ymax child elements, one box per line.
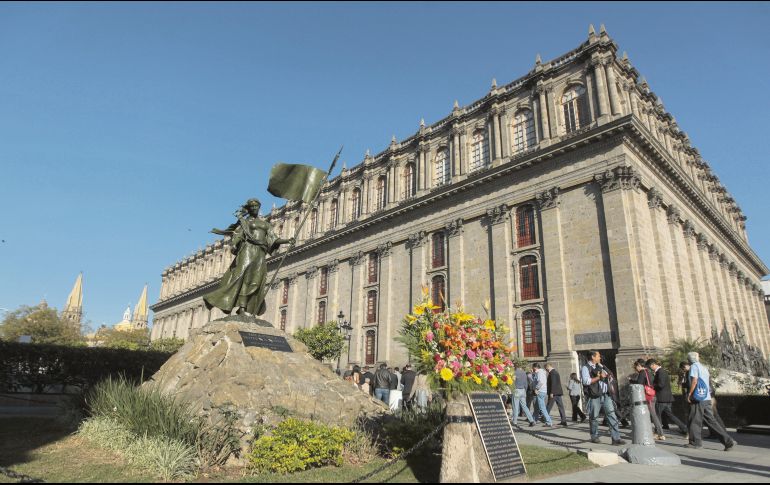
<box><xmin>522</xmin><ymin>310</ymin><xmax>543</xmax><ymax>357</ymax></box>
<box><xmin>351</xmin><ymin>188</ymin><xmax>362</xmax><ymax>220</ymax></box>
<box><xmin>432</xmin><ymin>232</ymin><xmax>445</xmax><ymax>268</ymax></box>
<box><xmin>310</xmin><ymin>209</ymin><xmax>318</xmax><ymax>235</ymax></box>
<box><xmin>282</xmin><ymin>280</ymin><xmax>289</xmax><ymax>305</ymax></box>
<box><xmin>280</xmin><ymin>309</ymin><xmax>287</xmax><ymax>332</ymax></box>
<box><xmin>278</xmin><ymin>224</ymin><xmax>284</xmax><ymax>238</ymax></box>
<box><xmin>434</xmin><ymin>148</ymin><xmax>450</xmax><ymax>186</ymax></box>
<box><xmin>376</xmin><ymin>176</ymin><xmax>387</xmax><ymax>211</ymax></box>
<box><xmin>293</xmin><ymin>217</ymin><xmax>300</xmax><ymax>237</ymax></box>
<box><xmin>516</xmin><ymin>205</ymin><xmax>536</xmax><ymax>247</ymax></box>
<box><xmin>403</xmin><ymin>163</ymin><xmax>416</xmax><ymax>199</ymax></box>
<box><xmin>520</xmin><ymin>256</ymin><xmax>540</xmax><ymax>301</ymax></box>
<box><xmin>431</xmin><ymin>275</ymin><xmax>446</xmax><ymax>313</ymax></box>
<box><xmin>512</xmin><ymin>109</ymin><xmax>536</xmax><ymax>153</ymax></box>
<box><xmin>365</xmin><ymin>330</ymin><xmax>376</xmax><ymax>365</ymax></box>
<box><xmin>562</xmin><ymin>85</ymin><xmax>589</xmax><ymax>133</ymax></box>
<box><xmin>368</xmin><ymin>252</ymin><xmax>378</xmax><ymax>284</ymax></box>
<box><xmin>319</xmin><ymin>267</ymin><xmax>328</xmax><ymax>296</ymax></box>
<box><xmin>470</xmin><ymin>130</ymin><xmax>489</xmax><ymax>172</ymax></box>
<box><xmin>329</xmin><ymin>199</ymin><xmax>338</xmax><ymax>230</ymax></box>
<box><xmin>317</xmin><ymin>300</ymin><xmax>327</xmax><ymax>325</ymax></box>
<box><xmin>367</xmin><ymin>291</ymin><xmax>378</xmax><ymax>324</ymax></box>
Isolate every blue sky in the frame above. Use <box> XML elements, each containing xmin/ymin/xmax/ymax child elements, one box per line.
<box><xmin>1</xmin><ymin>2</ymin><xmax>769</xmax><ymax>329</ymax></box>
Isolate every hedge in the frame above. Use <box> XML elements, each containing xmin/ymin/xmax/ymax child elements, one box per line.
<box><xmin>0</xmin><ymin>341</ymin><xmax>174</xmax><ymax>393</ymax></box>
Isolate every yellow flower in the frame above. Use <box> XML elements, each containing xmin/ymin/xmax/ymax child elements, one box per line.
<box><xmin>454</xmin><ymin>312</ymin><xmax>474</xmax><ymax>323</ymax></box>
<box><xmin>472</xmin><ymin>374</ymin><xmax>482</xmax><ymax>385</ymax></box>
<box><xmin>490</xmin><ymin>376</ymin><xmax>499</xmax><ymax>388</ymax></box>
<box><xmin>405</xmin><ymin>314</ymin><xmax>417</xmax><ymax>323</ymax></box>
<box><xmin>413</xmin><ymin>306</ymin><xmax>425</xmax><ymax>316</ymax></box>
<box><xmin>484</xmin><ymin>320</ymin><xmax>496</xmax><ymax>331</ymax></box>
<box><xmin>440</xmin><ymin>368</ymin><xmax>454</xmax><ymax>382</ymax></box>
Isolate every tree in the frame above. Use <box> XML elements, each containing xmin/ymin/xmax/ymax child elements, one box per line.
<box><xmin>149</xmin><ymin>337</ymin><xmax>186</xmax><ymax>353</ymax></box>
<box><xmin>293</xmin><ymin>322</ymin><xmax>345</xmax><ymax>362</ymax></box>
<box><xmin>0</xmin><ymin>304</ymin><xmax>85</xmax><ymax>346</ymax></box>
<box><xmin>97</xmin><ymin>327</ymin><xmax>150</xmax><ymax>350</ymax></box>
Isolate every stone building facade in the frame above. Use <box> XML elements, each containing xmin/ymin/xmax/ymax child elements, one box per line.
<box><xmin>150</xmin><ymin>26</ymin><xmax>769</xmax><ymax>376</ymax></box>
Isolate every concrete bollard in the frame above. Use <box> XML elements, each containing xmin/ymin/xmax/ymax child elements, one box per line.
<box><xmin>622</xmin><ymin>384</ymin><xmax>681</xmax><ymax>466</ymax></box>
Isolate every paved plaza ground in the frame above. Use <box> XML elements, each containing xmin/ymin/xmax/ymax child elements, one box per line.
<box><xmin>513</xmin><ymin>419</ymin><xmax>770</xmax><ymax>483</ymax></box>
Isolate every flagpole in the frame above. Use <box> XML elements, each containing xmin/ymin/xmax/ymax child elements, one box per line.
<box><xmin>265</xmin><ymin>146</ymin><xmax>343</xmax><ymax>293</ymax></box>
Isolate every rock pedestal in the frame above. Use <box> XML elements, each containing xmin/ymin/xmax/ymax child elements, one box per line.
<box><xmin>439</xmin><ymin>396</ymin><xmax>495</xmax><ymax>483</ymax></box>
<box><xmin>145</xmin><ymin>316</ymin><xmax>387</xmax><ymax>451</ymax></box>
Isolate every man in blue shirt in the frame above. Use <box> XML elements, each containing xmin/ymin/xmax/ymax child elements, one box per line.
<box><xmin>581</xmin><ymin>350</ymin><xmax>625</xmax><ymax>445</ymax></box>
<box><xmin>685</xmin><ymin>352</ymin><xmax>735</xmax><ymax>451</ymax></box>
<box><xmin>511</xmin><ymin>363</ymin><xmax>536</xmax><ymax>426</ymax></box>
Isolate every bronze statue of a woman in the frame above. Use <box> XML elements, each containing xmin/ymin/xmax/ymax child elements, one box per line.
<box><xmin>203</xmin><ymin>198</ymin><xmax>294</xmax><ymax>316</ymax></box>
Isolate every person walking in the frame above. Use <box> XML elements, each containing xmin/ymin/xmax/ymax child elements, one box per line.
<box><xmin>685</xmin><ymin>352</ymin><xmax>736</xmax><ymax>451</ymax></box>
<box><xmin>545</xmin><ymin>363</ymin><xmax>568</xmax><ymax>426</ymax></box>
<box><xmin>581</xmin><ymin>350</ymin><xmax>626</xmax><ymax>445</ymax></box>
<box><xmin>511</xmin><ymin>363</ymin><xmax>536</xmax><ymax>426</ymax></box>
<box><xmin>361</xmin><ymin>366</ymin><xmax>375</xmax><ymax>396</ymax></box>
<box><xmin>567</xmin><ymin>372</ymin><xmax>587</xmax><ymax>423</ymax></box>
<box><xmin>401</xmin><ymin>364</ymin><xmax>417</xmax><ymax>410</ymax></box>
<box><xmin>648</xmin><ymin>358</ymin><xmax>687</xmax><ymax>436</ymax></box>
<box><xmin>532</xmin><ymin>363</ymin><xmax>553</xmax><ymax>427</ymax></box>
<box><xmin>525</xmin><ymin>370</ymin><xmax>536</xmax><ymax>416</ymax></box>
<box><xmin>373</xmin><ymin>363</ymin><xmax>393</xmax><ymax>405</ymax></box>
<box><xmin>410</xmin><ymin>371</ymin><xmax>431</xmax><ymax>411</ymax></box>
<box><xmin>632</xmin><ymin>359</ymin><xmax>666</xmax><ymax>440</ymax></box>
<box><xmin>387</xmin><ymin>367</ymin><xmax>402</xmax><ymax>411</ymax></box>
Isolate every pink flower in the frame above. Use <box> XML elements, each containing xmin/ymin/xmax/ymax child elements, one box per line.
<box><xmin>451</xmin><ymin>360</ymin><xmax>462</xmax><ymax>371</ymax></box>
<box><xmin>481</xmin><ymin>364</ymin><xmax>490</xmax><ymax>376</ymax></box>
<box><xmin>436</xmin><ymin>360</ymin><xmax>446</xmax><ymax>370</ymax></box>
<box><xmin>426</xmin><ymin>331</ymin><xmax>434</xmax><ymax>342</ymax></box>
<box><xmin>433</xmin><ymin>322</ymin><xmax>440</xmax><ymax>329</ymax></box>
<box><xmin>466</xmin><ymin>350</ymin><xmax>477</xmax><ymax>360</ymax></box>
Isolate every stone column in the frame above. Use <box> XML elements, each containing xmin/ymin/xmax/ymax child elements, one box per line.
<box><xmin>604</xmin><ymin>60</ymin><xmax>622</xmax><ymax>116</ymax></box>
<box><xmin>546</xmin><ymin>86</ymin><xmax>558</xmax><ymax>138</ymax></box>
<box><xmin>592</xmin><ymin>57</ymin><xmax>610</xmax><ymax>121</ymax></box>
<box><xmin>451</xmin><ymin>126</ymin><xmax>461</xmax><ymax>180</ymax></box>
<box><xmin>348</xmin><ymin>253</ymin><xmax>365</xmax><ymax>364</ymax></box>
<box><xmin>537</xmin><ymin>84</ymin><xmax>551</xmax><ymax>141</ymax></box>
<box><xmin>500</xmin><ymin>107</ymin><xmax>511</xmax><ymax>158</ymax></box>
<box><xmin>536</xmin><ymin>187</ymin><xmax>573</xmax><ymax>355</ymax></box>
<box><xmin>491</xmin><ymin>106</ymin><xmax>502</xmax><ymax>163</ymax></box>
<box><xmin>376</xmin><ymin>242</ymin><xmax>393</xmax><ymax>363</ymax></box>
<box><xmin>484</xmin><ymin>205</ymin><xmax>511</xmax><ymax>322</ymax></box>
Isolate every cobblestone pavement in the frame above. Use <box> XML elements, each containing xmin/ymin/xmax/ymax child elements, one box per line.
<box><xmin>512</xmin><ymin>420</ymin><xmax>770</xmax><ymax>483</ymax></box>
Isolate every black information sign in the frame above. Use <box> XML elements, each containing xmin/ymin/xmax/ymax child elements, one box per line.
<box><xmin>468</xmin><ymin>392</ymin><xmax>527</xmax><ymax>482</ymax></box>
<box><xmin>239</xmin><ymin>331</ymin><xmax>293</xmax><ymax>353</ymax></box>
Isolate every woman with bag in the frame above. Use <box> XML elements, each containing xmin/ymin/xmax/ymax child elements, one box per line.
<box><xmin>632</xmin><ymin>359</ymin><xmax>665</xmax><ymax>440</ymax></box>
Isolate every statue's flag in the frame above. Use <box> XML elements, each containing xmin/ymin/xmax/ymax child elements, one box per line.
<box><xmin>267</xmin><ymin>163</ymin><xmax>327</xmax><ymax>204</ymax></box>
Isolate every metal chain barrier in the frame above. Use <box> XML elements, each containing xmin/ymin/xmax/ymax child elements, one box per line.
<box><xmin>0</xmin><ymin>466</ymin><xmax>45</xmax><ymax>483</ymax></box>
<box><xmin>350</xmin><ymin>419</ymin><xmax>446</xmax><ymax>483</ymax></box>
<box><xmin>510</xmin><ymin>422</ymin><xmax>586</xmax><ymax>448</ymax></box>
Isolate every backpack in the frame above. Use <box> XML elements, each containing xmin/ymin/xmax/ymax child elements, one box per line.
<box><xmin>691</xmin><ymin>366</ymin><xmax>709</xmax><ymax>402</ymax></box>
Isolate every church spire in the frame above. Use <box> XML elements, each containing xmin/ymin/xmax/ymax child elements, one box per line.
<box><xmin>131</xmin><ymin>285</ymin><xmax>149</xmax><ymax>329</ymax></box>
<box><xmin>61</xmin><ymin>272</ymin><xmax>83</xmax><ymax>326</ymax></box>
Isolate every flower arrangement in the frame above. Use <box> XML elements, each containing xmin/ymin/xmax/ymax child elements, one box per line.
<box><xmin>397</xmin><ymin>290</ymin><xmax>516</xmax><ymax>395</ymax></box>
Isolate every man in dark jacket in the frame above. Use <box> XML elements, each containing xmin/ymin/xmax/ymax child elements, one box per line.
<box><xmin>361</xmin><ymin>366</ymin><xmax>375</xmax><ymax>395</ymax></box>
<box><xmin>373</xmin><ymin>363</ymin><xmax>392</xmax><ymax>404</ymax></box>
<box><xmin>648</xmin><ymin>358</ymin><xmax>687</xmax><ymax>436</ymax></box>
<box><xmin>401</xmin><ymin>364</ymin><xmax>417</xmax><ymax>408</ymax></box>
<box><xmin>545</xmin><ymin>363</ymin><xmax>568</xmax><ymax>426</ymax></box>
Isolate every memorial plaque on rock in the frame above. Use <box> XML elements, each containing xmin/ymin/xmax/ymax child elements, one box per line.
<box><xmin>468</xmin><ymin>392</ymin><xmax>527</xmax><ymax>482</ymax></box>
<box><xmin>238</xmin><ymin>331</ymin><xmax>293</xmax><ymax>352</ymax></box>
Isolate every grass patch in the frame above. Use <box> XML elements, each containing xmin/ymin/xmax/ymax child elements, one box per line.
<box><xmin>520</xmin><ymin>445</ymin><xmax>596</xmax><ymax>479</ymax></box>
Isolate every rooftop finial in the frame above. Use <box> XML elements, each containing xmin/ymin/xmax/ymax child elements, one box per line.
<box><xmin>342</xmin><ymin>161</ymin><xmax>347</xmax><ymax>171</ymax></box>
<box><xmin>420</xmin><ymin>118</ymin><xmax>425</xmax><ymax>127</ymax></box>
<box><xmin>622</xmin><ymin>51</ymin><xmax>629</xmax><ymax>61</ymax></box>
<box><xmin>453</xmin><ymin>100</ymin><xmax>460</xmax><ymax>110</ymax></box>
<box><xmin>589</xmin><ymin>24</ymin><xmax>596</xmax><ymax>36</ymax></box>
<box><xmin>365</xmin><ymin>148</ymin><xmax>371</xmax><ymax>158</ymax></box>
<box><xmin>491</xmin><ymin>78</ymin><xmax>497</xmax><ymax>89</ymax></box>
<box><xmin>535</xmin><ymin>53</ymin><xmax>542</xmax><ymax>65</ymax></box>
<box><xmin>600</xmin><ymin>24</ymin><xmax>607</xmax><ymax>35</ymax></box>
<box><xmin>391</xmin><ymin>135</ymin><xmax>397</xmax><ymax>144</ymax></box>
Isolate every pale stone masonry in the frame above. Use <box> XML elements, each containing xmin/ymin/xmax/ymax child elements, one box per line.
<box><xmin>150</xmin><ymin>26</ymin><xmax>769</xmax><ymax>377</ymax></box>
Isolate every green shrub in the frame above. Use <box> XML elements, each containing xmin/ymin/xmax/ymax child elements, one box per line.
<box><xmin>85</xmin><ymin>375</ymin><xmax>201</xmax><ymax>446</ymax></box>
<box><xmin>150</xmin><ymin>337</ymin><xmax>186</xmax><ymax>353</ymax></box>
<box><xmin>381</xmin><ymin>400</ymin><xmax>445</xmax><ymax>456</ymax></box>
<box><xmin>293</xmin><ymin>322</ymin><xmax>345</xmax><ymax>362</ymax></box>
<box><xmin>248</xmin><ymin>418</ymin><xmax>355</xmax><ymax>474</ymax></box>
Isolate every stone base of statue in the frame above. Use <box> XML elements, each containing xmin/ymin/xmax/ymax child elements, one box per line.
<box><xmin>621</xmin><ymin>384</ymin><xmax>681</xmax><ymax>466</ymax></box>
<box><xmin>439</xmin><ymin>396</ymin><xmax>495</xmax><ymax>483</ymax></box>
<box><xmin>145</xmin><ymin>315</ymin><xmax>388</xmax><ymax>459</ymax></box>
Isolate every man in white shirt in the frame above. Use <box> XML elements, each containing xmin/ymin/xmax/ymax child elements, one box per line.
<box><xmin>532</xmin><ymin>363</ymin><xmax>553</xmax><ymax>427</ymax></box>
<box><xmin>685</xmin><ymin>352</ymin><xmax>735</xmax><ymax>451</ymax></box>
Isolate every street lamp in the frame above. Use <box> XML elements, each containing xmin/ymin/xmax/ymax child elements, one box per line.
<box><xmin>336</xmin><ymin>310</ymin><xmax>353</xmax><ymax>374</ymax></box>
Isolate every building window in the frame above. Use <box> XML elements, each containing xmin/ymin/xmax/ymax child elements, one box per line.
<box><xmin>319</xmin><ymin>267</ymin><xmax>328</xmax><ymax>296</ymax></box>
<box><xmin>434</xmin><ymin>148</ymin><xmax>450</xmax><ymax>186</ymax></box>
<box><xmin>516</xmin><ymin>205</ymin><xmax>536</xmax><ymax>247</ymax></box>
<box><xmin>367</xmin><ymin>290</ymin><xmax>377</xmax><ymax>324</ymax></box>
<box><xmin>470</xmin><ymin>130</ymin><xmax>489</xmax><ymax>172</ymax></box>
<box><xmin>562</xmin><ymin>85</ymin><xmax>589</xmax><ymax>133</ymax></box>
<box><xmin>317</xmin><ymin>300</ymin><xmax>326</xmax><ymax>325</ymax></box>
<box><xmin>431</xmin><ymin>275</ymin><xmax>446</xmax><ymax>313</ymax></box>
<box><xmin>403</xmin><ymin>163</ymin><xmax>416</xmax><ymax>199</ymax></box>
<box><xmin>351</xmin><ymin>188</ymin><xmax>362</xmax><ymax>220</ymax></box>
<box><xmin>329</xmin><ymin>199</ymin><xmax>338</xmax><ymax>230</ymax></box>
<box><xmin>310</xmin><ymin>209</ymin><xmax>318</xmax><ymax>235</ymax></box>
<box><xmin>282</xmin><ymin>280</ymin><xmax>289</xmax><ymax>305</ymax></box>
<box><xmin>513</xmin><ymin>109</ymin><xmax>536</xmax><ymax>153</ymax></box>
<box><xmin>376</xmin><ymin>176</ymin><xmax>387</xmax><ymax>211</ymax></box>
<box><xmin>522</xmin><ymin>309</ymin><xmax>543</xmax><ymax>357</ymax></box>
<box><xmin>432</xmin><ymin>232</ymin><xmax>445</xmax><ymax>268</ymax></box>
<box><xmin>293</xmin><ymin>217</ymin><xmax>300</xmax><ymax>237</ymax></box>
<box><xmin>365</xmin><ymin>330</ymin><xmax>376</xmax><ymax>365</ymax></box>
<box><xmin>368</xmin><ymin>252</ymin><xmax>378</xmax><ymax>284</ymax></box>
<box><xmin>520</xmin><ymin>256</ymin><xmax>540</xmax><ymax>301</ymax></box>
<box><xmin>280</xmin><ymin>309</ymin><xmax>287</xmax><ymax>331</ymax></box>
